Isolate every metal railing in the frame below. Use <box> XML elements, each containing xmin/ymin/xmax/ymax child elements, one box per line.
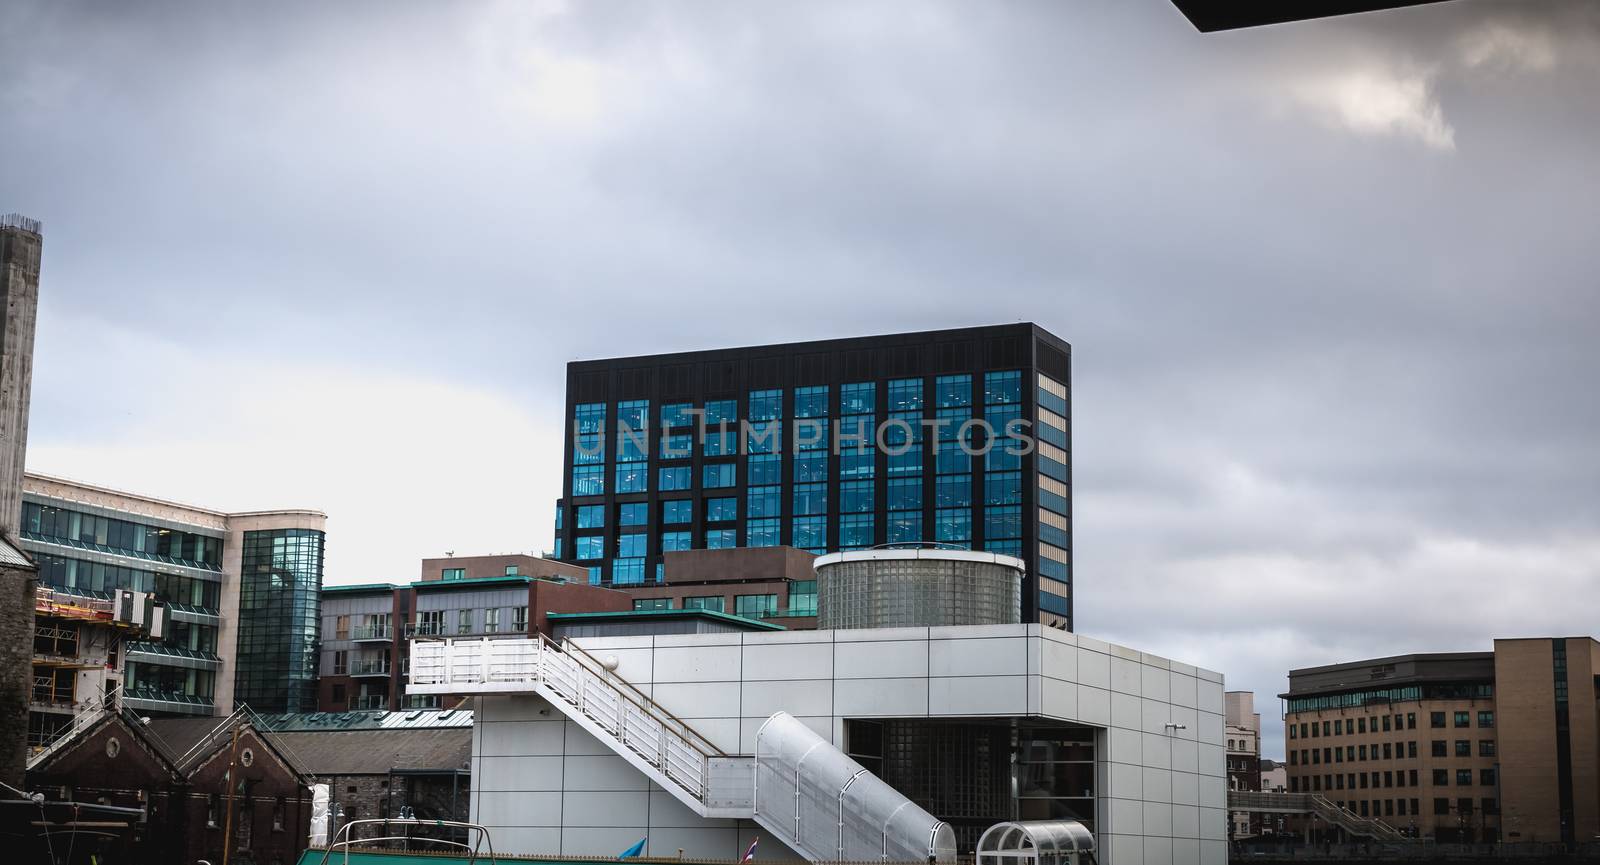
<box><xmin>351</xmin><ymin>623</ymin><xmax>392</xmax><ymax>640</ymax></box>
<box><xmin>1229</xmin><ymin>791</ymin><xmax>1410</xmax><ymax>842</ymax></box>
<box><xmin>410</xmin><ymin>635</ymin><xmax>715</xmax><ymax>802</ymax></box>
<box><xmin>27</xmin><ymin>684</ymin><xmax>122</xmax><ymax>770</ymax></box>
<box><xmin>350</xmin><ymin>659</ymin><xmax>392</xmax><ymax>676</ymax></box>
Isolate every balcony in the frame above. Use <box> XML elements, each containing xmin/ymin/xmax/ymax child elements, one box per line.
<box><xmin>351</xmin><ymin>624</ymin><xmax>392</xmax><ymax>642</ymax></box>
<box><xmin>350</xmin><ymin>659</ymin><xmax>392</xmax><ymax>677</ymax></box>
<box><xmin>406</xmin><ymin>622</ymin><xmax>445</xmax><ymax>637</ymax></box>
<box><xmin>353</xmin><ymin>695</ymin><xmax>389</xmax><ymax>710</ymax></box>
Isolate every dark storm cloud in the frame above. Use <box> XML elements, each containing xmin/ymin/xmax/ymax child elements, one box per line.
<box><xmin>3</xmin><ymin>0</ymin><xmax>1598</xmax><ymax>758</ymax></box>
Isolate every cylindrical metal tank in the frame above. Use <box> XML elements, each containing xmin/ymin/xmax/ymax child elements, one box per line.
<box><xmin>814</xmin><ymin>547</ymin><xmax>1023</xmax><ymax>629</ymax></box>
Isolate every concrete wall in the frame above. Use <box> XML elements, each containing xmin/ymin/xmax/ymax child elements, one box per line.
<box><xmin>468</xmin><ymin>624</ymin><xmax>1227</xmax><ymax>865</ymax></box>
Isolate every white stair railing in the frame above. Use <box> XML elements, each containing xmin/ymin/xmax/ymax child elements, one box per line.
<box><xmin>411</xmin><ymin>636</ymin><xmax>716</xmax><ymax>803</ymax></box>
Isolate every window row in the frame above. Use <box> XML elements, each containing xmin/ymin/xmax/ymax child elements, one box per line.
<box><xmin>412</xmin><ymin>607</ymin><xmax>530</xmax><ymax>636</ymax></box>
<box><xmin>24</xmin><ymin>501</ymin><xmax>223</xmax><ymax>568</ymax></box>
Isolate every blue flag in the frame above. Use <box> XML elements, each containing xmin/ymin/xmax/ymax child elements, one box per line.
<box><xmin>619</xmin><ymin>838</ymin><xmax>647</xmax><ymax>859</ymax></box>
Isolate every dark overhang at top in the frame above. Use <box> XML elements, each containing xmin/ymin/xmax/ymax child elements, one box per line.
<box><xmin>1281</xmin><ymin>651</ymin><xmax>1495</xmax><ymax>699</ymax></box>
<box><xmin>1171</xmin><ymin>0</ymin><xmax>1454</xmax><ymax>32</ymax></box>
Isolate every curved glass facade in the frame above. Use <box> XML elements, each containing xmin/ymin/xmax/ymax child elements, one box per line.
<box><xmin>233</xmin><ymin>527</ymin><xmax>324</xmax><ymax>713</ymax></box>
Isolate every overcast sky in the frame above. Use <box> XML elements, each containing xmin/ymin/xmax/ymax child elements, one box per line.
<box><xmin>4</xmin><ymin>0</ymin><xmax>1598</xmax><ymax>757</ymax></box>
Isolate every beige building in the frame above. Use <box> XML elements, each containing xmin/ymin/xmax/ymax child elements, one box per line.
<box><xmin>1283</xmin><ymin>637</ymin><xmax>1600</xmax><ymax>844</ymax></box>
<box><xmin>1226</xmin><ymin>691</ymin><xmax>1262</xmax><ymax>837</ymax></box>
<box><xmin>21</xmin><ymin>473</ymin><xmax>326</xmax><ymax>721</ymax></box>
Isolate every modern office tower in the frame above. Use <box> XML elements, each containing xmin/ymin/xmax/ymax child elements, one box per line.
<box><xmin>19</xmin><ymin>473</ymin><xmax>326</xmax><ymax>717</ymax></box>
<box><xmin>0</xmin><ymin>214</ymin><xmax>42</xmax><ymax>788</ymax></box>
<box><xmin>555</xmin><ymin>323</ymin><xmax>1073</xmax><ymax>628</ymax></box>
<box><xmin>1281</xmin><ymin>638</ymin><xmax>1600</xmax><ymax>844</ymax></box>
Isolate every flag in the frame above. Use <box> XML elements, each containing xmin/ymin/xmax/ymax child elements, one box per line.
<box><xmin>619</xmin><ymin>838</ymin><xmax>647</xmax><ymax>859</ymax></box>
<box><xmin>742</xmin><ymin>836</ymin><xmax>759</xmax><ymax>863</ymax></box>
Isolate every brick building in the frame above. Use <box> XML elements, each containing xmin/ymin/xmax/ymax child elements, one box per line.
<box><xmin>1283</xmin><ymin>637</ymin><xmax>1600</xmax><ymax>844</ymax></box>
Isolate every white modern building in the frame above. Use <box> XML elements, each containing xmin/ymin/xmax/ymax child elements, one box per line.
<box><xmin>412</xmin><ymin>622</ymin><xmax>1229</xmax><ymax>865</ymax></box>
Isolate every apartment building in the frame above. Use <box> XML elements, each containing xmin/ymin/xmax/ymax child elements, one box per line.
<box><xmin>1282</xmin><ymin>638</ymin><xmax>1600</xmax><ymax>844</ymax></box>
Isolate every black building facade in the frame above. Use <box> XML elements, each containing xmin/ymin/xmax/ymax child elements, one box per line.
<box><xmin>554</xmin><ymin>323</ymin><xmax>1073</xmax><ymax>628</ymax></box>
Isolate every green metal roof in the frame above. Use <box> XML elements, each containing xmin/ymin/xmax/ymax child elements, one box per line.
<box><xmin>323</xmin><ymin>583</ymin><xmax>400</xmax><ymax>594</ymax></box>
<box><xmin>412</xmin><ymin>575</ymin><xmax>533</xmax><ymax>591</ymax></box>
<box><xmin>547</xmin><ymin>608</ymin><xmax>785</xmax><ymax>631</ymax></box>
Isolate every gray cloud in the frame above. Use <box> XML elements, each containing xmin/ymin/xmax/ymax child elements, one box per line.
<box><xmin>3</xmin><ymin>0</ymin><xmax>1598</xmax><ymax>759</ymax></box>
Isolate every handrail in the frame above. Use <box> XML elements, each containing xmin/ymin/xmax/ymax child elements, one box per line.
<box><xmin>558</xmin><ymin>635</ymin><xmax>727</xmax><ymax>757</ymax></box>
<box><xmin>28</xmin><ymin>684</ymin><xmax>123</xmax><ymax>769</ymax></box>
<box><xmin>317</xmin><ymin>817</ymin><xmax>496</xmax><ymax>865</ymax></box>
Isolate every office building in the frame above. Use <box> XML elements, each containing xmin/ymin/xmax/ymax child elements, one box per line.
<box><xmin>0</xmin><ymin>213</ymin><xmax>41</xmax><ymax>787</ymax></box>
<box><xmin>318</xmin><ymin>559</ymin><xmax>627</xmax><ymax>712</ymax></box>
<box><xmin>1282</xmin><ymin>637</ymin><xmax>1600</xmax><ymax>844</ymax></box>
<box><xmin>556</xmin><ymin>323</ymin><xmax>1074</xmax><ymax>627</ymax></box>
<box><xmin>20</xmin><ymin>472</ymin><xmax>325</xmax><ymax>717</ymax></box>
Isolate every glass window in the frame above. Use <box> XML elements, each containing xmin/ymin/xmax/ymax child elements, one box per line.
<box><xmin>571</xmin><ymin>465</ymin><xmax>605</xmax><ymax>497</ymax></box>
<box><xmin>936</xmin><ymin>374</ymin><xmax>971</xmax><ymax>408</ymax></box>
<box><xmin>576</xmin><ymin>505</ymin><xmax>605</xmax><ymax>528</ymax></box>
<box><xmin>702</xmin><ymin>427</ymin><xmax>735</xmax><ymax>456</ymax></box>
<box><xmin>793</xmin><ymin>483</ymin><xmax>828</xmax><ymax>515</ymax></box>
<box><xmin>617</xmin><ymin>533</ymin><xmax>647</xmax><ymax>557</ymax></box>
<box><xmin>704</xmin><ymin>529</ymin><xmax>737</xmax><ymax>550</ymax></box>
<box><xmin>936</xmin><ymin>474</ymin><xmax>972</xmax><ymax>507</ymax></box>
<box><xmin>794</xmin><ymin>385</ymin><xmax>829</xmax><ymax>418</ymax></box>
<box><xmin>985</xmin><ymin>505</ymin><xmax>1022</xmax><ymax>540</ymax></box>
<box><xmin>484</xmin><ymin>608</ymin><xmax>501</xmax><ymax>633</ymax></box>
<box><xmin>660</xmin><ymin>432</ymin><xmax>693</xmax><ymax>458</ymax></box>
<box><xmin>1431</xmin><ymin>712</ymin><xmax>1445</xmax><ymax>728</ymax></box>
<box><xmin>576</xmin><ymin>536</ymin><xmax>604</xmax><ymax>560</ymax></box>
<box><xmin>457</xmin><ymin>609</ymin><xmax>473</xmax><ymax>634</ymax></box>
<box><xmin>840</xmin><ymin>480</ymin><xmax>874</xmax><ymax>513</ymax></box>
<box><xmin>683</xmin><ymin>595</ymin><xmax>724</xmax><ymax>612</ymax></box>
<box><xmin>841</xmin><ymin>382</ymin><xmax>875</xmax><ymax>416</ymax></box>
<box><xmin>619</xmin><ymin>503</ymin><xmax>648</xmax><ymax>526</ymax></box>
<box><xmin>788</xmin><ymin>580</ymin><xmax>818</xmax><ymax>616</ymax></box>
<box><xmin>748</xmin><ymin>453</ymin><xmax>781</xmax><ymax>485</ymax></box>
<box><xmin>662</xmin><ymin>403</ymin><xmax>694</xmax><ymax>428</ymax></box>
<box><xmin>984</xmin><ymin>370</ymin><xmax>1022</xmax><ymax>405</ymax></box>
<box><xmin>839</xmin><ymin>446</ymin><xmax>875</xmax><ymax>479</ymax></box>
<box><xmin>615</xmin><ymin>461</ymin><xmax>649</xmax><ymax>494</ymax></box>
<box><xmin>661</xmin><ymin>500</ymin><xmax>693</xmax><ymax>524</ymax></box>
<box><xmin>634</xmin><ymin>598</ymin><xmax>673</xmax><ymax>611</ymax></box>
<box><xmin>735</xmin><ymin>594</ymin><xmax>779</xmax><ymax>619</ymax></box>
<box><xmin>887</xmin><ymin>477</ymin><xmax>922</xmax><ymax>511</ymax></box>
<box><xmin>794</xmin><ymin>452</ymin><xmax>828</xmax><ymax>482</ymax></box>
<box><xmin>935</xmin><ymin>508</ymin><xmax>971</xmax><ymax>543</ymax></box>
<box><xmin>612</xmin><ymin>558</ymin><xmax>646</xmax><ymax>585</ymax></box>
<box><xmin>1454</xmin><ymin>740</ymin><xmax>1470</xmax><ymax>757</ymax></box>
<box><xmin>661</xmin><ymin>531</ymin><xmax>692</xmax><ymax>552</ymax></box>
<box><xmin>747</xmin><ymin>518</ymin><xmax>780</xmax><ymax>547</ymax></box>
<box><xmin>749</xmin><ymin>389</ymin><xmax>783</xmax><ymax>421</ymax></box>
<box><xmin>573</xmin><ymin>402</ymin><xmax>607</xmax><ymax>433</ymax></box>
<box><xmin>792</xmin><ymin>515</ymin><xmax>826</xmax><ymax>549</ymax></box>
<box><xmin>703</xmin><ymin>462</ymin><xmax>737</xmax><ymax>488</ymax></box>
<box><xmin>984</xmin><ymin>471</ymin><xmax>1021</xmax><ymax>505</ymax></box>
<box><xmin>704</xmin><ymin>399</ymin><xmax>737</xmax><ymax>425</ymax></box>
<box><xmin>746</xmin><ymin>420</ymin><xmax>781</xmax><ymax>454</ymax></box>
<box><xmin>1454</xmin><ymin>711</ymin><xmax>1470</xmax><ymax>728</ymax></box>
<box><xmin>441</xmin><ymin>567</ymin><xmax>465</xmax><ymax>581</ymax></box>
<box><xmin>985</xmin><ymin>538</ymin><xmax>1022</xmax><ymax>556</ymax></box>
<box><xmin>888</xmin><ymin>378</ymin><xmax>923</xmax><ymax>411</ymax></box>
<box><xmin>888</xmin><ymin>511</ymin><xmax>922</xmax><ymax>544</ymax></box>
<box><xmin>706</xmin><ymin>497</ymin><xmax>738</xmax><ymax>522</ymax></box>
<box><xmin>659</xmin><ymin>465</ymin><xmax>692</xmax><ymax>491</ymax></box>
<box><xmin>839</xmin><ymin>514</ymin><xmax>873</xmax><ymax>548</ymax></box>
<box><xmin>748</xmin><ymin>485</ymin><xmax>782</xmax><ymax>518</ymax></box>
<box><xmin>1478</xmin><ymin>711</ymin><xmax>1494</xmax><ymax>728</ymax></box>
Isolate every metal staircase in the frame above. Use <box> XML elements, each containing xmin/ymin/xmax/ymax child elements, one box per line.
<box><xmin>409</xmin><ymin>636</ymin><xmax>955</xmax><ymax>862</ymax></box>
<box><xmin>1227</xmin><ymin>791</ymin><xmax>1410</xmax><ymax>841</ymax></box>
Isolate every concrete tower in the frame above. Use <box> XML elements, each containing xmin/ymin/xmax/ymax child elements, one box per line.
<box><xmin>0</xmin><ymin>214</ymin><xmax>41</xmax><ymax>788</ymax></box>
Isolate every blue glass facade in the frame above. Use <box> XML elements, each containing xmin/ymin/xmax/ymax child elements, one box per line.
<box><xmin>558</xmin><ymin>323</ymin><xmax>1073</xmax><ymax>627</ymax></box>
